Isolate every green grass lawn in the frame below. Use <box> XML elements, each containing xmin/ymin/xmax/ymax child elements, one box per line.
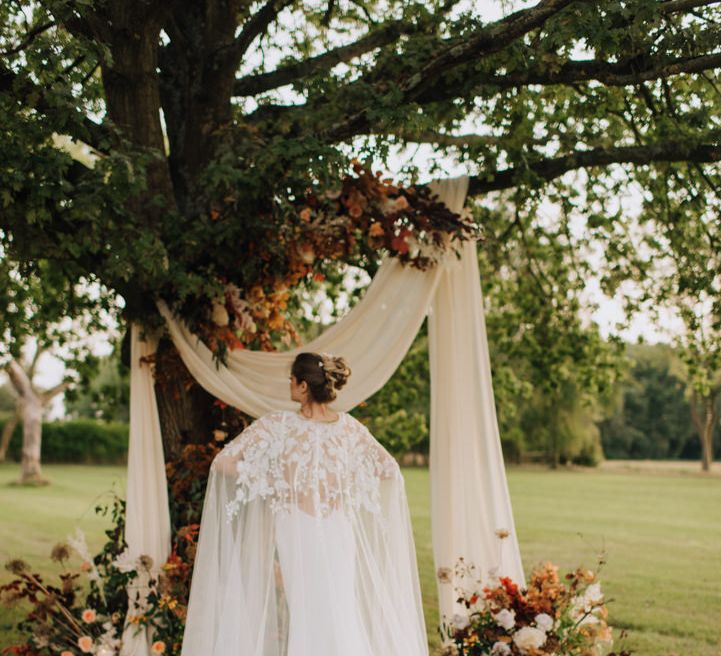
<box><xmin>1</xmin><ymin>461</ymin><xmax>720</xmax><ymax>655</ymax></box>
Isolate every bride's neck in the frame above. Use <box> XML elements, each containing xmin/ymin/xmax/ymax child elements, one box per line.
<box><xmin>298</xmin><ymin>401</ymin><xmax>336</xmax><ymax>420</ymax></box>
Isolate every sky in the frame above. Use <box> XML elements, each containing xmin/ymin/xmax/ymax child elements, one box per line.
<box><xmin>3</xmin><ymin>0</ymin><xmax>683</xmax><ymax>419</ymax></box>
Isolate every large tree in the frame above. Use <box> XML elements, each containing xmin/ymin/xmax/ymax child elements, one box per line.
<box><xmin>2</xmin><ymin>0</ymin><xmax>720</xmax><ymax>458</ymax></box>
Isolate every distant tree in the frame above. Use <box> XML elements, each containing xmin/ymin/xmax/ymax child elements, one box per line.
<box><xmin>672</xmin><ymin>301</ymin><xmax>721</xmax><ymax>471</ymax></box>
<box><xmin>2</xmin><ymin>347</ymin><xmax>71</xmax><ymax>482</ymax></box>
<box><xmin>598</xmin><ymin>343</ymin><xmax>720</xmax><ymax>461</ymax></box>
<box><xmin>0</xmin><ymin>259</ymin><xmax>109</xmax><ymax>480</ymax></box>
<box><xmin>65</xmin><ymin>344</ymin><xmax>129</xmax><ymax>423</ymax></box>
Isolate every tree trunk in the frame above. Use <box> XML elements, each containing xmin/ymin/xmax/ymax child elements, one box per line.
<box><xmin>700</xmin><ymin>397</ymin><xmax>715</xmax><ymax>472</ymax></box>
<box><xmin>6</xmin><ymin>360</ymin><xmax>49</xmax><ymax>485</ymax></box>
<box><xmin>690</xmin><ymin>390</ymin><xmax>716</xmax><ymax>472</ymax></box>
<box><xmin>0</xmin><ymin>407</ymin><xmax>20</xmax><ymax>462</ymax></box>
<box><xmin>152</xmin><ymin>336</ymin><xmax>217</xmax><ymax>462</ymax></box>
<box><xmin>20</xmin><ymin>395</ymin><xmax>46</xmax><ymax>484</ymax></box>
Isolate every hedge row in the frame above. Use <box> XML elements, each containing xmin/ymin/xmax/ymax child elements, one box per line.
<box><xmin>0</xmin><ymin>415</ymin><xmax>129</xmax><ymax>464</ymax></box>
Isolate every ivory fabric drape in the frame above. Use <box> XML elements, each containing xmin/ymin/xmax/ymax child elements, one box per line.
<box><xmin>428</xmin><ymin>236</ymin><xmax>525</xmax><ymax>621</ymax></box>
<box><xmin>119</xmin><ymin>324</ymin><xmax>171</xmax><ymax>656</ymax></box>
<box><xmin>123</xmin><ymin>175</ymin><xmax>524</xmax><ymax>653</ymax></box>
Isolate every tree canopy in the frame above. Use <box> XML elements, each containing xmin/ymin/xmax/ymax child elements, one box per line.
<box><xmin>2</xmin><ymin>0</ymin><xmax>720</xmax><ymax>355</ymax></box>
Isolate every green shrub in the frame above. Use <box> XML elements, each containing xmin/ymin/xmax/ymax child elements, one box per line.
<box><xmin>0</xmin><ymin>417</ymin><xmax>128</xmax><ymax>464</ymax></box>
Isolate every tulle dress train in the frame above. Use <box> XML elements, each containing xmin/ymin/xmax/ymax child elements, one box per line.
<box><xmin>180</xmin><ymin>409</ymin><xmax>429</xmax><ymax>656</ymax></box>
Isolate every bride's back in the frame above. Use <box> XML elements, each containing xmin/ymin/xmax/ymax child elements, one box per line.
<box><xmin>214</xmin><ymin>408</ymin><xmax>400</xmax><ymax>521</ymax></box>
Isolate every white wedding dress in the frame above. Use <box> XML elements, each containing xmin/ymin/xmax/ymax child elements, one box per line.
<box><xmin>180</xmin><ymin>409</ymin><xmax>429</xmax><ymax>656</ymax></box>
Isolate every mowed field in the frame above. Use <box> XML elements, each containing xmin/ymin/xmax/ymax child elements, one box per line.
<box><xmin>1</xmin><ymin>461</ymin><xmax>720</xmax><ymax>655</ymax></box>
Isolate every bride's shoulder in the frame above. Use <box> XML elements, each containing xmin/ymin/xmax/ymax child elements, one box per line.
<box><xmin>222</xmin><ymin>410</ymin><xmax>286</xmax><ymax>450</ymax></box>
<box><xmin>343</xmin><ymin>412</ymin><xmax>371</xmax><ymax>434</ymax></box>
<box><xmin>257</xmin><ymin>409</ymin><xmax>289</xmax><ymax>425</ymax></box>
<box><xmin>344</xmin><ymin>414</ymin><xmax>400</xmax><ymax>479</ymax></box>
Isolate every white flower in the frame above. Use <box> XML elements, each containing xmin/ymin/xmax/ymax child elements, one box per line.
<box><xmin>534</xmin><ymin>612</ymin><xmax>554</xmax><ymax>632</ymax></box>
<box><xmin>111</xmin><ymin>547</ymin><xmax>137</xmax><ymax>573</ymax></box>
<box><xmin>67</xmin><ymin>528</ymin><xmax>90</xmax><ymax>558</ymax></box>
<box><xmin>451</xmin><ymin>612</ymin><xmax>470</xmax><ymax>630</ymax></box>
<box><xmin>492</xmin><ymin>608</ymin><xmax>516</xmax><ymax>631</ymax></box>
<box><xmin>512</xmin><ymin>626</ymin><xmax>547</xmax><ymax>653</ymax></box>
<box><xmin>96</xmin><ymin>646</ymin><xmax>114</xmax><ymax>656</ymax></box>
<box><xmin>584</xmin><ymin>582</ymin><xmax>604</xmax><ymax>606</ymax></box>
<box><xmin>485</xmin><ymin>565</ymin><xmax>501</xmax><ymax>588</ymax></box>
<box><xmin>67</xmin><ymin>528</ymin><xmax>103</xmax><ymax>586</ymax></box>
<box><xmin>491</xmin><ymin>641</ymin><xmax>512</xmax><ymax>656</ymax></box>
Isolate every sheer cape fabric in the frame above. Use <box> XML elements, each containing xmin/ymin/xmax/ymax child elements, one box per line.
<box><xmin>180</xmin><ymin>409</ymin><xmax>429</xmax><ymax>656</ymax></box>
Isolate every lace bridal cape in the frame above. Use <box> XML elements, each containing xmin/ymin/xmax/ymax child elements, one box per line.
<box><xmin>180</xmin><ymin>409</ymin><xmax>429</xmax><ymax>656</ymax></box>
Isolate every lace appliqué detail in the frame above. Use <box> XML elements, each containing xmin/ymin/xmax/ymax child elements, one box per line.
<box><xmin>218</xmin><ymin>410</ymin><xmax>399</xmax><ymax>527</ymax></box>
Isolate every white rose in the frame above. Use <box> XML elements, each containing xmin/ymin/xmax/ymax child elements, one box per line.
<box><xmin>492</xmin><ymin>608</ymin><xmax>516</xmax><ymax>631</ymax></box>
<box><xmin>491</xmin><ymin>641</ymin><xmax>512</xmax><ymax>656</ymax></box>
<box><xmin>534</xmin><ymin>612</ymin><xmax>554</xmax><ymax>632</ymax></box>
<box><xmin>512</xmin><ymin>626</ymin><xmax>547</xmax><ymax>653</ymax></box>
<box><xmin>451</xmin><ymin>613</ymin><xmax>470</xmax><ymax>630</ymax></box>
<box><xmin>569</xmin><ymin>594</ymin><xmax>585</xmax><ymax>620</ymax></box>
<box><xmin>584</xmin><ymin>582</ymin><xmax>604</xmax><ymax>606</ymax></box>
<box><xmin>111</xmin><ymin>547</ymin><xmax>136</xmax><ymax>573</ymax></box>
<box><xmin>485</xmin><ymin>566</ymin><xmax>501</xmax><ymax>589</ymax></box>
<box><xmin>211</xmin><ymin>299</ymin><xmax>229</xmax><ymax>326</ymax></box>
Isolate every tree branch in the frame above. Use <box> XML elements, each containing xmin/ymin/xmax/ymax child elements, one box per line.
<box><xmin>28</xmin><ymin>346</ymin><xmax>44</xmax><ymax>380</ymax></box>
<box><xmin>399</xmin><ymin>0</ymin><xmax>578</xmax><ymax>102</ymax></box>
<box><xmin>6</xmin><ymin>360</ymin><xmax>32</xmax><ymax>400</ymax></box>
<box><xmin>316</xmin><ymin>0</ymin><xmax>578</xmax><ymax>142</ymax></box>
<box><xmin>378</xmin><ymin>128</ymin><xmax>545</xmax><ymax>148</ymax></box>
<box><xmin>231</xmin><ymin>0</ymin><xmax>294</xmax><ymax>63</ymax></box>
<box><xmin>402</xmin><ymin>46</ymin><xmax>721</xmax><ymax>111</ymax></box>
<box><xmin>0</xmin><ymin>65</ymin><xmax>111</xmax><ymax>153</ymax></box>
<box><xmin>233</xmin><ymin>18</ymin><xmax>421</xmax><ymax>96</ymax></box>
<box><xmin>429</xmin><ymin>51</ymin><xmax>721</xmax><ymax>93</ymax></box>
<box><xmin>1</xmin><ymin>20</ymin><xmax>55</xmax><ymax>56</ymax></box>
<box><xmin>466</xmin><ymin>142</ymin><xmax>721</xmax><ymax>195</ymax></box>
<box><xmin>40</xmin><ymin>380</ymin><xmax>72</xmax><ymax>404</ymax></box>
<box><xmin>660</xmin><ymin>0</ymin><xmax>721</xmax><ymax>13</ymax></box>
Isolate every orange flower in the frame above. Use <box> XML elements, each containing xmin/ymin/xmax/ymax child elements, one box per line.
<box><xmin>391</xmin><ymin>228</ymin><xmax>412</xmax><ymax>254</ymax></box>
<box><xmin>77</xmin><ymin>636</ymin><xmax>93</xmax><ymax>653</ymax></box>
<box><xmin>268</xmin><ymin>309</ymin><xmax>285</xmax><ymax>331</ymax></box>
<box><xmin>248</xmin><ymin>286</ymin><xmax>265</xmax><ymax>303</ymax></box>
<box><xmin>299</xmin><ymin>208</ymin><xmax>312</xmax><ymax>222</ymax></box>
<box><xmin>81</xmin><ymin>608</ymin><xmax>96</xmax><ymax>623</ymax></box>
<box><xmin>394</xmin><ymin>195</ymin><xmax>409</xmax><ymax>211</ymax></box>
<box><xmin>151</xmin><ymin>640</ymin><xmax>166</xmax><ymax>653</ymax></box>
<box><xmin>61</xmin><ymin>651</ymin><xmax>74</xmax><ymax>656</ymax></box>
<box><xmin>368</xmin><ymin>222</ymin><xmax>385</xmax><ymax>237</ymax></box>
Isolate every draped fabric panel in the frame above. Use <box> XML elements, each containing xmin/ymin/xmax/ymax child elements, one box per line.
<box><xmin>428</xmin><ymin>237</ymin><xmax>525</xmax><ymax>625</ymax></box>
<box><xmin>122</xmin><ymin>176</ymin><xmax>524</xmax><ymax>653</ymax></box>
<box><xmin>120</xmin><ymin>324</ymin><xmax>172</xmax><ymax>656</ymax></box>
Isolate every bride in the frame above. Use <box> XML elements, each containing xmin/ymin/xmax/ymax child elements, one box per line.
<box><xmin>180</xmin><ymin>351</ymin><xmax>429</xmax><ymax>656</ymax></box>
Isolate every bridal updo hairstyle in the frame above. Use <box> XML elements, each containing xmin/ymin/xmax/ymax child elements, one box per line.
<box><xmin>291</xmin><ymin>352</ymin><xmax>351</xmax><ymax>403</ymax></box>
